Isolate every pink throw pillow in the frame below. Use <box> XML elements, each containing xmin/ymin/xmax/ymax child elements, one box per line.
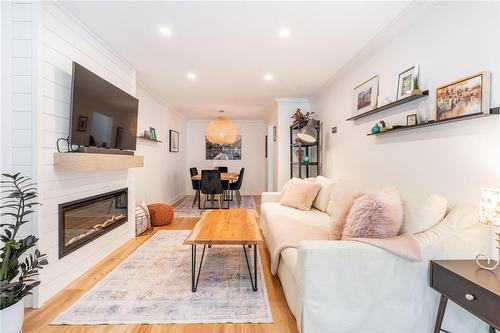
<box><xmin>280</xmin><ymin>179</ymin><xmax>322</xmax><ymax>211</ymax></box>
<box><xmin>342</xmin><ymin>187</ymin><xmax>403</xmax><ymax>239</ymax></box>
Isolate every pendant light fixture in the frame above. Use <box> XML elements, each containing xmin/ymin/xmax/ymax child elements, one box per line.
<box><xmin>205</xmin><ymin>110</ymin><xmax>238</xmax><ymax>145</ymax></box>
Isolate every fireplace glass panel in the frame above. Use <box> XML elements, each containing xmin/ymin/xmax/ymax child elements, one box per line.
<box><xmin>59</xmin><ymin>188</ymin><xmax>127</xmax><ymax>258</ymax></box>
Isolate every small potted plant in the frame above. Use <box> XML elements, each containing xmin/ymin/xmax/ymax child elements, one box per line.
<box><xmin>379</xmin><ymin>120</ymin><xmax>387</xmax><ymax>132</ymax></box>
<box><xmin>0</xmin><ymin>173</ymin><xmax>48</xmax><ymax>333</ymax></box>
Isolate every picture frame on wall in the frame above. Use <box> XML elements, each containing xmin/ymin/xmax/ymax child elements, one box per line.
<box><xmin>169</xmin><ymin>130</ymin><xmax>179</xmax><ymax>152</ymax></box>
<box><xmin>397</xmin><ymin>65</ymin><xmax>418</xmax><ymax>100</ymax></box>
<box><xmin>435</xmin><ymin>71</ymin><xmax>491</xmax><ymax>122</ymax></box>
<box><xmin>352</xmin><ymin>75</ymin><xmax>379</xmax><ymax>117</ymax></box>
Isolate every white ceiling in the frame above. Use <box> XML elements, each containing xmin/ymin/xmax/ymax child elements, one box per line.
<box><xmin>61</xmin><ymin>1</ymin><xmax>410</xmax><ymax>120</ymax></box>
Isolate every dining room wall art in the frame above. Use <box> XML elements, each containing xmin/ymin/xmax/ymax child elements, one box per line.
<box><xmin>436</xmin><ymin>71</ymin><xmax>491</xmax><ymax>121</ymax></box>
<box><xmin>352</xmin><ymin>75</ymin><xmax>379</xmax><ymax>117</ymax></box>
<box><xmin>169</xmin><ymin>130</ymin><xmax>179</xmax><ymax>152</ymax></box>
<box><xmin>206</xmin><ymin>135</ymin><xmax>242</xmax><ymax>160</ymax></box>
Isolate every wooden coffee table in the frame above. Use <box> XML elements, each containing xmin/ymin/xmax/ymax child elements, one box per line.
<box><xmin>184</xmin><ymin>209</ymin><xmax>263</xmax><ymax>292</ymax></box>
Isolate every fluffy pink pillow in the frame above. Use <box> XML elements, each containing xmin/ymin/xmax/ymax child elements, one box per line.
<box><xmin>342</xmin><ymin>187</ymin><xmax>403</xmax><ymax>239</ymax></box>
<box><xmin>280</xmin><ymin>178</ymin><xmax>322</xmax><ymax>211</ymax></box>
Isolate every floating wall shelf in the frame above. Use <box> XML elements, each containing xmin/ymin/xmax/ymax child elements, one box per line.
<box><xmin>367</xmin><ymin>107</ymin><xmax>499</xmax><ymax>136</ymax></box>
<box><xmin>346</xmin><ymin>90</ymin><xmax>429</xmax><ymax>121</ymax></box>
<box><xmin>137</xmin><ymin>136</ymin><xmax>163</xmax><ymax>143</ymax></box>
<box><xmin>54</xmin><ymin>152</ymin><xmax>144</xmax><ymax>172</ymax></box>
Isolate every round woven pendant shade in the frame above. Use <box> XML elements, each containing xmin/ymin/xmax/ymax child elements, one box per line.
<box><xmin>205</xmin><ymin>117</ymin><xmax>238</xmax><ymax>145</ymax></box>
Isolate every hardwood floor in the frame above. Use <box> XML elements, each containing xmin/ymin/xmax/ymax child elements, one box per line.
<box><xmin>23</xmin><ymin>196</ymin><xmax>298</xmax><ymax>333</ymax></box>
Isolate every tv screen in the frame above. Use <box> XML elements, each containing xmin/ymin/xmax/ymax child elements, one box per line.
<box><xmin>70</xmin><ymin>62</ymin><xmax>138</xmax><ymax>151</ymax></box>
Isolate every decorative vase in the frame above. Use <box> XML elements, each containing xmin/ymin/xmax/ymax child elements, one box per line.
<box><xmin>371</xmin><ymin>123</ymin><xmax>381</xmax><ymax>134</ymax></box>
<box><xmin>303</xmin><ymin>154</ymin><xmax>310</xmax><ymax>163</ymax></box>
<box><xmin>295</xmin><ymin>149</ymin><xmax>304</xmax><ymax>162</ymax></box>
<box><xmin>0</xmin><ymin>300</ymin><xmax>24</xmax><ymax>333</ymax></box>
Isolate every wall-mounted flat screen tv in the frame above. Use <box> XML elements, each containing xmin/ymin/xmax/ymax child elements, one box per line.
<box><xmin>69</xmin><ymin>62</ymin><xmax>138</xmax><ymax>152</ymax></box>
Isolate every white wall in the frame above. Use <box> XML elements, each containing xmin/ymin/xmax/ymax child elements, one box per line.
<box><xmin>35</xmin><ymin>2</ymin><xmax>137</xmax><ymax>306</ymax></box>
<box><xmin>313</xmin><ymin>1</ymin><xmax>500</xmax><ymax>206</ymax></box>
<box><xmin>135</xmin><ymin>84</ymin><xmax>186</xmax><ymax>204</ymax></box>
<box><xmin>185</xmin><ymin>120</ymin><xmax>266</xmax><ymax>196</ymax></box>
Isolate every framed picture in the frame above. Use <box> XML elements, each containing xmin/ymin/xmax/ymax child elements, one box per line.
<box><xmin>436</xmin><ymin>71</ymin><xmax>491</xmax><ymax>121</ymax></box>
<box><xmin>169</xmin><ymin>130</ymin><xmax>179</xmax><ymax>152</ymax></box>
<box><xmin>149</xmin><ymin>127</ymin><xmax>157</xmax><ymax>140</ymax></box>
<box><xmin>353</xmin><ymin>75</ymin><xmax>379</xmax><ymax>116</ymax></box>
<box><xmin>397</xmin><ymin>65</ymin><xmax>418</xmax><ymax>100</ymax></box>
<box><xmin>77</xmin><ymin>116</ymin><xmax>88</xmax><ymax>132</ymax></box>
<box><xmin>407</xmin><ymin>114</ymin><xmax>417</xmax><ymax>126</ymax></box>
<box><xmin>206</xmin><ymin>135</ymin><xmax>241</xmax><ymax>160</ymax></box>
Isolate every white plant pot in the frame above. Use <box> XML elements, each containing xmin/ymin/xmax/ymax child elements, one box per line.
<box><xmin>0</xmin><ymin>300</ymin><xmax>24</xmax><ymax>333</ymax></box>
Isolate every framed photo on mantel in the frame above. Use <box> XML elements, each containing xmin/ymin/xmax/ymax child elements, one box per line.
<box><xmin>352</xmin><ymin>75</ymin><xmax>379</xmax><ymax>117</ymax></box>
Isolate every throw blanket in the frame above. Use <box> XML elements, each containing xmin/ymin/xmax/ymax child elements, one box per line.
<box><xmin>266</xmin><ymin>214</ymin><xmax>422</xmax><ymax>275</ymax></box>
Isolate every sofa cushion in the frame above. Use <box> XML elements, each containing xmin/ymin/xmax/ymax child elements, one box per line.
<box><xmin>326</xmin><ymin>180</ymin><xmax>363</xmax><ymax>239</ymax></box>
<box><xmin>280</xmin><ymin>178</ymin><xmax>322</xmax><ymax>211</ymax></box>
<box><xmin>342</xmin><ymin>186</ymin><xmax>403</xmax><ymax>239</ymax></box>
<box><xmin>261</xmin><ymin>202</ymin><xmax>331</xmax><ymax>232</ymax></box>
<box><xmin>400</xmin><ymin>192</ymin><xmax>448</xmax><ymax>234</ymax></box>
<box><xmin>312</xmin><ymin>176</ymin><xmax>335</xmax><ymax>212</ymax></box>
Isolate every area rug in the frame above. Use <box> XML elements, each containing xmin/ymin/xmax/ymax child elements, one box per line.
<box><xmin>52</xmin><ymin>230</ymin><xmax>272</xmax><ymax>325</ymax></box>
<box><xmin>174</xmin><ymin>195</ymin><xmax>256</xmax><ymax>217</ymax></box>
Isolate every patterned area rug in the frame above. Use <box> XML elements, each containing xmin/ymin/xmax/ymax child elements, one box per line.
<box><xmin>52</xmin><ymin>230</ymin><xmax>272</xmax><ymax>325</ymax></box>
<box><xmin>174</xmin><ymin>195</ymin><xmax>256</xmax><ymax>217</ymax></box>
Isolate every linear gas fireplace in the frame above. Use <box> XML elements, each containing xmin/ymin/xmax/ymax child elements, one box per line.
<box><xmin>59</xmin><ymin>188</ymin><xmax>128</xmax><ymax>258</ymax></box>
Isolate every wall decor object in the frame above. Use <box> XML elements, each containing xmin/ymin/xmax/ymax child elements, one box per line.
<box><xmin>407</xmin><ymin>114</ymin><xmax>418</xmax><ymax>126</ymax></box>
<box><xmin>397</xmin><ymin>65</ymin><xmax>419</xmax><ymax>100</ymax></box>
<box><xmin>77</xmin><ymin>116</ymin><xmax>88</xmax><ymax>132</ymax></box>
<box><xmin>273</xmin><ymin>126</ymin><xmax>277</xmax><ymax>142</ymax></box>
<box><xmin>436</xmin><ymin>71</ymin><xmax>491</xmax><ymax>121</ymax></box>
<box><xmin>149</xmin><ymin>127</ymin><xmax>157</xmax><ymax>140</ymax></box>
<box><xmin>371</xmin><ymin>123</ymin><xmax>381</xmax><ymax>134</ymax></box>
<box><xmin>169</xmin><ymin>130</ymin><xmax>179</xmax><ymax>152</ymax></box>
<box><xmin>206</xmin><ymin>135</ymin><xmax>241</xmax><ymax>160</ymax></box>
<box><xmin>379</xmin><ymin>120</ymin><xmax>387</xmax><ymax>132</ymax></box>
<box><xmin>353</xmin><ymin>75</ymin><xmax>379</xmax><ymax>117</ymax></box>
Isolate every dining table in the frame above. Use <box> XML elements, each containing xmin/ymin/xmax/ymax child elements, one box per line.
<box><xmin>191</xmin><ymin>172</ymin><xmax>239</xmax><ymax>209</ymax></box>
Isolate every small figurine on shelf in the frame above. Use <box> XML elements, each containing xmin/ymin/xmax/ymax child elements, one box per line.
<box><xmin>379</xmin><ymin>120</ymin><xmax>387</xmax><ymax>132</ymax></box>
<box><xmin>371</xmin><ymin>123</ymin><xmax>381</xmax><ymax>134</ymax></box>
<box><xmin>303</xmin><ymin>154</ymin><xmax>310</xmax><ymax>164</ymax></box>
<box><xmin>291</xmin><ymin>108</ymin><xmax>315</xmax><ymax>126</ymax></box>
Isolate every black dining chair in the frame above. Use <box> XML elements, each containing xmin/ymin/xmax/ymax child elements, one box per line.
<box><xmin>229</xmin><ymin>168</ymin><xmax>245</xmax><ymax>207</ymax></box>
<box><xmin>215</xmin><ymin>166</ymin><xmax>228</xmax><ymax>173</ymax></box>
<box><xmin>215</xmin><ymin>166</ymin><xmax>229</xmax><ymax>198</ymax></box>
<box><xmin>190</xmin><ymin>167</ymin><xmax>200</xmax><ymax>207</ymax></box>
<box><xmin>200</xmin><ymin>170</ymin><xmax>224</xmax><ymax>210</ymax></box>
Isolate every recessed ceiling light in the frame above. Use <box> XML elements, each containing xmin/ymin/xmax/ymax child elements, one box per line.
<box><xmin>264</xmin><ymin>73</ymin><xmax>273</xmax><ymax>81</ymax></box>
<box><xmin>278</xmin><ymin>28</ymin><xmax>290</xmax><ymax>38</ymax></box>
<box><xmin>187</xmin><ymin>72</ymin><xmax>197</xmax><ymax>80</ymax></box>
<box><xmin>160</xmin><ymin>26</ymin><xmax>172</xmax><ymax>36</ymax></box>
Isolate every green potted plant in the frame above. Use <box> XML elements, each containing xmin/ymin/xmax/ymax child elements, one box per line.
<box><xmin>0</xmin><ymin>173</ymin><xmax>47</xmax><ymax>333</ymax></box>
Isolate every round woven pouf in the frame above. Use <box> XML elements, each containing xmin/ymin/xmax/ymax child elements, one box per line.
<box><xmin>147</xmin><ymin>203</ymin><xmax>174</xmax><ymax>226</ymax></box>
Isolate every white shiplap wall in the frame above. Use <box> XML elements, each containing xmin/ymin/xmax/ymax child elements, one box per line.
<box><xmin>36</xmin><ymin>2</ymin><xmax>137</xmax><ymax>306</ymax></box>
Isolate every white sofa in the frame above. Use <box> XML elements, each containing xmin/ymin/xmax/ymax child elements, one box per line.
<box><xmin>260</xmin><ymin>178</ymin><xmax>491</xmax><ymax>333</ymax></box>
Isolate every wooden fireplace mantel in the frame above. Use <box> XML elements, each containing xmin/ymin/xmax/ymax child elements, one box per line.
<box><xmin>54</xmin><ymin>152</ymin><xmax>144</xmax><ymax>172</ymax></box>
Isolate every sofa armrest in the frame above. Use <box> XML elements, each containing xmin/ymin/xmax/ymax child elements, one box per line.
<box><xmin>296</xmin><ymin>240</ymin><xmax>432</xmax><ymax>332</ymax></box>
<box><xmin>261</xmin><ymin>192</ymin><xmax>281</xmax><ymax>204</ymax></box>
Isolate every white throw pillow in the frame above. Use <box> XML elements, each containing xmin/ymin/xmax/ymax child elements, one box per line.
<box><xmin>326</xmin><ymin>179</ymin><xmax>363</xmax><ymax>217</ymax></box>
<box><xmin>400</xmin><ymin>192</ymin><xmax>448</xmax><ymax>234</ymax></box>
<box><xmin>279</xmin><ymin>178</ymin><xmax>322</xmax><ymax>211</ymax></box>
<box><xmin>312</xmin><ymin>176</ymin><xmax>336</xmax><ymax>212</ymax></box>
